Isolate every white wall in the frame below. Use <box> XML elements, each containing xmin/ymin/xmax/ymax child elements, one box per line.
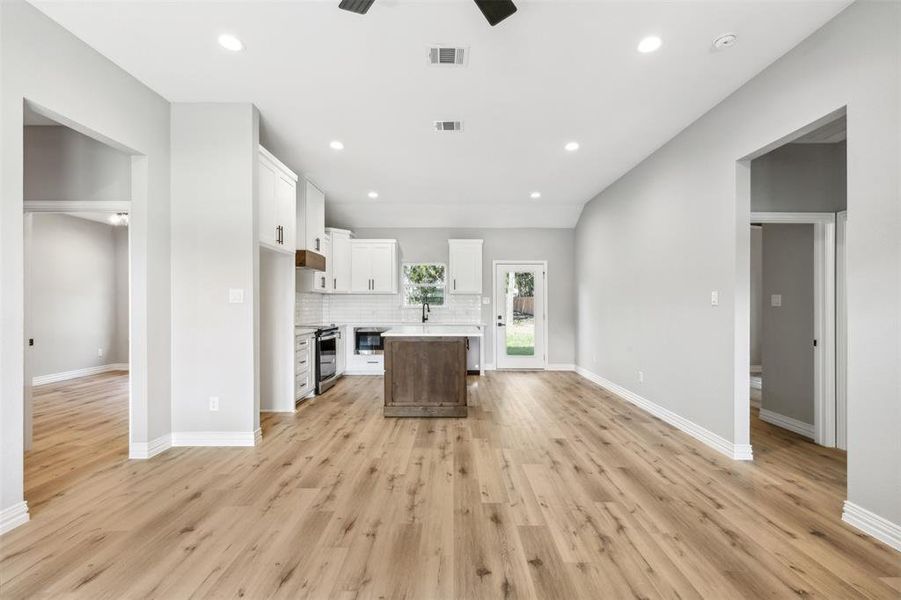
<box><xmin>28</xmin><ymin>214</ymin><xmax>128</xmax><ymax>377</ymax></box>
<box><xmin>351</xmin><ymin>228</ymin><xmax>576</xmax><ymax>365</ymax></box>
<box><xmin>170</xmin><ymin>103</ymin><xmax>259</xmax><ymax>435</ymax></box>
<box><xmin>24</xmin><ymin>125</ymin><xmax>132</xmax><ymax>202</ymax></box>
<box><xmin>575</xmin><ymin>1</ymin><xmax>900</xmax><ymax>526</ymax></box>
<box><xmin>1</xmin><ymin>1</ymin><xmax>171</xmax><ymax>525</ymax></box>
<box><xmin>761</xmin><ymin>224</ymin><xmax>815</xmax><ymax>425</ymax></box>
<box><xmin>751</xmin><ymin>141</ymin><xmax>847</xmax><ymax>212</ymax></box>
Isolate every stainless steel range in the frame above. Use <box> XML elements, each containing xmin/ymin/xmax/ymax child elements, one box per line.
<box><xmin>314</xmin><ymin>325</ymin><xmax>340</xmax><ymax>394</ymax></box>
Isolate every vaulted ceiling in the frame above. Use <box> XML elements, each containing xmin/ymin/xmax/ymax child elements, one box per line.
<box><xmin>32</xmin><ymin>0</ymin><xmax>850</xmax><ymax>227</ymax></box>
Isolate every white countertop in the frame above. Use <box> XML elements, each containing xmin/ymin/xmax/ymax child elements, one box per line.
<box><xmin>382</xmin><ymin>325</ymin><xmax>482</xmax><ymax>338</ymax></box>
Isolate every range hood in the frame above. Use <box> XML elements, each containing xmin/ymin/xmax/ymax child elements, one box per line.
<box><xmin>295</xmin><ymin>250</ymin><xmax>326</xmax><ymax>271</ymax></box>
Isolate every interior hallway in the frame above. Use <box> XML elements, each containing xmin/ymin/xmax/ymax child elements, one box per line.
<box><xmin>2</xmin><ymin>371</ymin><xmax>898</xmax><ymax>599</ymax></box>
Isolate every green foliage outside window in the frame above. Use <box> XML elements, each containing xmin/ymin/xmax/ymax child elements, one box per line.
<box><xmin>403</xmin><ymin>263</ymin><xmax>446</xmax><ymax>306</ymax></box>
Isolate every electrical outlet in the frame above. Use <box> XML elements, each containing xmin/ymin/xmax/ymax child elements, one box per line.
<box><xmin>771</xmin><ymin>294</ymin><xmax>782</xmax><ymax>307</ymax></box>
<box><xmin>209</xmin><ymin>396</ymin><xmax>220</xmax><ymax>411</ymax></box>
<box><xmin>97</xmin><ymin>348</ymin><xmax>104</xmax><ymax>358</ymax></box>
<box><xmin>710</xmin><ymin>290</ymin><xmax>719</xmax><ymax>306</ymax></box>
<box><xmin>638</xmin><ymin>370</ymin><xmax>644</xmax><ymax>383</ymax></box>
<box><xmin>228</xmin><ymin>288</ymin><xmax>244</xmax><ymax>304</ymax></box>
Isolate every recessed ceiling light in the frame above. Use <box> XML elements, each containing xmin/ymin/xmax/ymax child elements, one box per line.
<box><xmin>530</xmin><ymin>192</ymin><xmax>541</xmax><ymax>199</ymax></box>
<box><xmin>713</xmin><ymin>33</ymin><xmax>738</xmax><ymax>50</ymax></box>
<box><xmin>368</xmin><ymin>191</ymin><xmax>379</xmax><ymax>199</ymax></box>
<box><xmin>218</xmin><ymin>34</ymin><xmax>244</xmax><ymax>52</ymax></box>
<box><xmin>637</xmin><ymin>35</ymin><xmax>662</xmax><ymax>54</ymax></box>
<box><xmin>329</xmin><ymin>140</ymin><xmax>344</xmax><ymax>150</ymax></box>
<box><xmin>564</xmin><ymin>141</ymin><xmax>580</xmax><ymax>152</ymax></box>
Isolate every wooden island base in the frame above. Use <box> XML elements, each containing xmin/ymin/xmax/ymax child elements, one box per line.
<box><xmin>383</xmin><ymin>335</ymin><xmax>468</xmax><ymax>417</ymax></box>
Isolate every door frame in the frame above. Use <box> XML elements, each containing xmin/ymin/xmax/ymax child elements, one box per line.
<box><xmin>835</xmin><ymin>210</ymin><xmax>847</xmax><ymax>450</ymax></box>
<box><xmin>492</xmin><ymin>260</ymin><xmax>549</xmax><ymax>370</ymax></box>
<box><xmin>751</xmin><ymin>211</ymin><xmax>836</xmax><ymax>447</ymax></box>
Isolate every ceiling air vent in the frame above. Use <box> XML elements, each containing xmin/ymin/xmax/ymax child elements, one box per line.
<box><xmin>433</xmin><ymin>121</ymin><xmax>463</xmax><ymax>132</ymax></box>
<box><xmin>428</xmin><ymin>46</ymin><xmax>467</xmax><ymax>66</ymax></box>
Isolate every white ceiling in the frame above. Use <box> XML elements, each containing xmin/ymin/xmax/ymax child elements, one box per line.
<box><xmin>32</xmin><ymin>0</ymin><xmax>850</xmax><ymax>228</ymax></box>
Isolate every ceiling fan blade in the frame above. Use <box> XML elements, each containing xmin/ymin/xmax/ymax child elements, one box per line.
<box><xmin>338</xmin><ymin>0</ymin><xmax>375</xmax><ymax>15</ymax></box>
<box><xmin>473</xmin><ymin>0</ymin><xmax>517</xmax><ymax>26</ymax></box>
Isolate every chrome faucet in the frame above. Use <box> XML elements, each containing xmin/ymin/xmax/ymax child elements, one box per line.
<box><xmin>421</xmin><ymin>302</ymin><xmax>430</xmax><ymax>323</ymax></box>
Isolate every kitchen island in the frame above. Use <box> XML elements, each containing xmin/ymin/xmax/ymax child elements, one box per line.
<box><xmin>382</xmin><ymin>326</ymin><xmax>482</xmax><ymax>417</ymax></box>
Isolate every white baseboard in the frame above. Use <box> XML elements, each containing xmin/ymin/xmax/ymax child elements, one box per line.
<box><xmin>483</xmin><ymin>363</ymin><xmax>496</xmax><ymax>371</ymax></box>
<box><xmin>129</xmin><ymin>433</ymin><xmax>172</xmax><ymax>459</ymax></box>
<box><xmin>32</xmin><ymin>363</ymin><xmax>129</xmax><ymax>386</ymax></box>
<box><xmin>575</xmin><ymin>366</ymin><xmax>752</xmax><ymax>461</ymax></box>
<box><xmin>254</xmin><ymin>428</ymin><xmax>262</xmax><ymax>445</ymax></box>
<box><xmin>0</xmin><ymin>501</ymin><xmax>30</xmax><ymax>535</ymax></box>
<box><xmin>547</xmin><ymin>363</ymin><xmax>575</xmax><ymax>371</ymax></box>
<box><xmin>749</xmin><ymin>375</ymin><xmax>762</xmax><ymax>390</ymax></box>
<box><xmin>842</xmin><ymin>501</ymin><xmax>901</xmax><ymax>552</ymax></box>
<box><xmin>170</xmin><ymin>431</ymin><xmax>257</xmax><ymax>447</ymax></box>
<box><xmin>758</xmin><ymin>409</ymin><xmax>814</xmax><ymax>439</ymax></box>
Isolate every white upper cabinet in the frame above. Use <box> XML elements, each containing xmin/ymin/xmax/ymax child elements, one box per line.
<box><xmin>448</xmin><ymin>239</ymin><xmax>483</xmax><ymax>294</ymax></box>
<box><xmin>350</xmin><ymin>240</ymin><xmax>397</xmax><ymax>294</ymax></box>
<box><xmin>299</xmin><ymin>180</ymin><xmax>326</xmax><ymax>254</ymax></box>
<box><xmin>258</xmin><ymin>147</ymin><xmax>297</xmax><ymax>253</ymax></box>
<box><xmin>327</xmin><ymin>228</ymin><xmax>353</xmax><ymax>293</ymax></box>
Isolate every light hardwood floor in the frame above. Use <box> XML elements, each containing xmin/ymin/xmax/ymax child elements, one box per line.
<box><xmin>1</xmin><ymin>371</ymin><xmax>898</xmax><ymax>599</ymax></box>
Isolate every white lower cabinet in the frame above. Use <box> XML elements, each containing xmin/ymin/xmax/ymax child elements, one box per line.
<box><xmin>295</xmin><ymin>332</ymin><xmax>315</xmax><ymax>402</ymax></box>
<box><xmin>336</xmin><ymin>326</ymin><xmax>346</xmax><ymax>375</ymax></box>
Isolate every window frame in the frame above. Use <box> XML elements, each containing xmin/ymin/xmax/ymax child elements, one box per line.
<box><xmin>401</xmin><ymin>262</ymin><xmax>448</xmax><ymax>308</ymax></box>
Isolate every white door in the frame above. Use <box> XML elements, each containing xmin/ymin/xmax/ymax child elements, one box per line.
<box><xmin>369</xmin><ymin>242</ymin><xmax>395</xmax><ymax>293</ymax></box>
<box><xmin>258</xmin><ymin>159</ymin><xmax>277</xmax><ymax>247</ymax></box>
<box><xmin>350</xmin><ymin>241</ymin><xmax>372</xmax><ymax>292</ymax></box>
<box><xmin>449</xmin><ymin>240</ymin><xmax>482</xmax><ymax>294</ymax></box>
<box><xmin>304</xmin><ymin>180</ymin><xmax>325</xmax><ymax>253</ymax></box>
<box><xmin>495</xmin><ymin>262</ymin><xmax>546</xmax><ymax>369</ymax></box>
<box><xmin>275</xmin><ymin>174</ymin><xmax>295</xmax><ymax>249</ymax></box>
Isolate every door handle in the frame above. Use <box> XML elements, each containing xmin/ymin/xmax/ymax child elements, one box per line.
<box><xmin>333</xmin><ymin>278</ymin><xmax>336</xmax><ymax>289</ymax></box>
<box><xmin>497</xmin><ymin>322</ymin><xmax>506</xmax><ymax>327</ymax></box>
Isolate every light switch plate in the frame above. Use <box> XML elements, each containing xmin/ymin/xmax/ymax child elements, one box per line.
<box><xmin>771</xmin><ymin>294</ymin><xmax>782</xmax><ymax>307</ymax></box>
<box><xmin>228</xmin><ymin>288</ymin><xmax>245</xmax><ymax>304</ymax></box>
<box><xmin>710</xmin><ymin>290</ymin><xmax>719</xmax><ymax>306</ymax></box>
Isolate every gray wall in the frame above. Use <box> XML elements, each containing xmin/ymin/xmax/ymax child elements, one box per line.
<box><xmin>575</xmin><ymin>2</ymin><xmax>900</xmax><ymax>525</ymax></box>
<box><xmin>24</xmin><ymin>125</ymin><xmax>132</xmax><ymax>202</ymax></box>
<box><xmin>751</xmin><ymin>141</ymin><xmax>847</xmax><ymax>212</ymax></box>
<box><xmin>2</xmin><ymin>1</ymin><xmax>172</xmax><ymax>517</ymax></box>
<box><xmin>761</xmin><ymin>225</ymin><xmax>814</xmax><ymax>425</ymax></box>
<box><xmin>354</xmin><ymin>228</ymin><xmax>576</xmax><ymax>365</ymax></box>
<box><xmin>170</xmin><ymin>103</ymin><xmax>260</xmax><ymax>435</ymax></box>
<box><xmin>28</xmin><ymin>214</ymin><xmax>129</xmax><ymax>377</ymax></box>
<box><xmin>749</xmin><ymin>226</ymin><xmax>762</xmax><ymax>368</ymax></box>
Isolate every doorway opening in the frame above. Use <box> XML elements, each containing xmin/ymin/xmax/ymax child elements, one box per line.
<box><xmin>741</xmin><ymin>110</ymin><xmax>847</xmax><ymax>458</ymax></box>
<box><xmin>493</xmin><ymin>261</ymin><xmax>548</xmax><ymax>370</ymax></box>
<box><xmin>22</xmin><ymin>104</ymin><xmax>133</xmax><ymax>514</ymax></box>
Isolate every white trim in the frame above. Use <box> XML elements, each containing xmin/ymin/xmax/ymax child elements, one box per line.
<box><xmin>576</xmin><ymin>367</ymin><xmax>752</xmax><ymax>461</ymax></box>
<box><xmin>170</xmin><ymin>431</ymin><xmax>257</xmax><ymax>447</ymax></box>
<box><xmin>24</xmin><ymin>200</ymin><xmax>130</xmax><ymax>213</ymax></box>
<box><xmin>483</xmin><ymin>363</ymin><xmax>496</xmax><ymax>371</ymax></box>
<box><xmin>749</xmin><ymin>375</ymin><xmax>762</xmax><ymax>390</ymax></box>
<box><xmin>492</xmin><ymin>260</ymin><xmax>549</xmax><ymax>371</ymax></box>
<box><xmin>758</xmin><ymin>409</ymin><xmax>815</xmax><ymax>439</ymax></box>
<box><xmin>835</xmin><ymin>211</ymin><xmax>848</xmax><ymax>450</ymax></box>
<box><xmin>254</xmin><ymin>428</ymin><xmax>263</xmax><ymax>445</ymax></box>
<box><xmin>0</xmin><ymin>501</ymin><xmax>30</xmax><ymax>535</ymax></box>
<box><xmin>129</xmin><ymin>433</ymin><xmax>172</xmax><ymax>459</ymax></box>
<box><xmin>750</xmin><ymin>212</ymin><xmax>837</xmax><ymax>448</ymax></box>
<box><xmin>32</xmin><ymin>363</ymin><xmax>129</xmax><ymax>386</ymax></box>
<box><xmin>842</xmin><ymin>501</ymin><xmax>901</xmax><ymax>552</ymax></box>
<box><xmin>547</xmin><ymin>363</ymin><xmax>575</xmax><ymax>371</ymax></box>
<box><xmin>750</xmin><ymin>211</ymin><xmax>836</xmax><ymax>224</ymax></box>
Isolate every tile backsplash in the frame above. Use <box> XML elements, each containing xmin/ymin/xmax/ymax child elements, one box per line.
<box><xmin>296</xmin><ymin>292</ymin><xmax>482</xmax><ymax>325</ymax></box>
